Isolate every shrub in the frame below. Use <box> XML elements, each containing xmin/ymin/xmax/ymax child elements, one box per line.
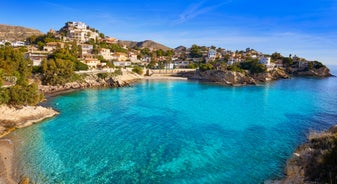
<box><xmin>132</xmin><ymin>66</ymin><xmax>143</xmax><ymax>75</ymax></box>
<box><xmin>199</xmin><ymin>63</ymin><xmax>214</xmax><ymax>72</ymax></box>
<box><xmin>97</xmin><ymin>73</ymin><xmax>108</xmax><ymax>79</ymax></box>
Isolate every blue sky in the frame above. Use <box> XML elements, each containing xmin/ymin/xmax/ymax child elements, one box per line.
<box><xmin>1</xmin><ymin>0</ymin><xmax>337</xmax><ymax>65</ymax></box>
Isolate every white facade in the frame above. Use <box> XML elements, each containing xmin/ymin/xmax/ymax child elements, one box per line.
<box><xmin>11</xmin><ymin>41</ymin><xmax>25</xmax><ymax>47</ymax></box>
<box><xmin>66</xmin><ymin>22</ymin><xmax>99</xmax><ymax>43</ymax></box>
<box><xmin>207</xmin><ymin>49</ymin><xmax>217</xmax><ymax>62</ymax></box>
<box><xmin>129</xmin><ymin>53</ymin><xmax>138</xmax><ymax>62</ymax></box>
<box><xmin>80</xmin><ymin>44</ymin><xmax>93</xmax><ymax>55</ymax></box>
<box><xmin>174</xmin><ymin>61</ymin><xmax>190</xmax><ymax>68</ymax></box>
<box><xmin>99</xmin><ymin>48</ymin><xmax>113</xmax><ymax>60</ymax></box>
<box><xmin>113</xmin><ymin>61</ymin><xmax>131</xmax><ymax>67</ymax></box>
<box><xmin>259</xmin><ymin>57</ymin><xmax>271</xmax><ymax>66</ymax></box>
<box><xmin>25</xmin><ymin>51</ymin><xmax>49</xmax><ymax>66</ymax></box>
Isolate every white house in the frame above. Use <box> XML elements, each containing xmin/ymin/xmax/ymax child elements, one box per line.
<box><xmin>174</xmin><ymin>61</ymin><xmax>190</xmax><ymax>68</ymax></box>
<box><xmin>112</xmin><ymin>52</ymin><xmax>128</xmax><ymax>61</ymax></box>
<box><xmin>227</xmin><ymin>57</ymin><xmax>243</xmax><ymax>65</ymax></box>
<box><xmin>113</xmin><ymin>61</ymin><xmax>131</xmax><ymax>67</ymax></box>
<box><xmin>99</xmin><ymin>48</ymin><xmax>113</xmax><ymax>60</ymax></box>
<box><xmin>11</xmin><ymin>41</ymin><xmax>25</xmax><ymax>47</ymax></box>
<box><xmin>66</xmin><ymin>22</ymin><xmax>99</xmax><ymax>43</ymax></box>
<box><xmin>24</xmin><ymin>51</ymin><xmax>49</xmax><ymax>66</ymax></box>
<box><xmin>207</xmin><ymin>49</ymin><xmax>217</xmax><ymax>62</ymax></box>
<box><xmin>259</xmin><ymin>57</ymin><xmax>271</xmax><ymax>66</ymax></box>
<box><xmin>82</xmin><ymin>58</ymin><xmax>106</xmax><ymax>69</ymax></box>
<box><xmin>129</xmin><ymin>52</ymin><xmax>138</xmax><ymax>62</ymax></box>
<box><xmin>43</xmin><ymin>42</ymin><xmax>65</xmax><ymax>52</ymax></box>
<box><xmin>80</xmin><ymin>44</ymin><xmax>93</xmax><ymax>56</ymax></box>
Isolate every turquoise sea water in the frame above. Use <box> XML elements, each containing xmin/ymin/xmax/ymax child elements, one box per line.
<box><xmin>10</xmin><ymin>67</ymin><xmax>337</xmax><ymax>183</ymax></box>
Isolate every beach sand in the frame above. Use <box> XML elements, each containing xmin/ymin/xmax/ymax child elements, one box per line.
<box><xmin>0</xmin><ymin>105</ymin><xmax>59</xmax><ymax>183</ymax></box>
<box><xmin>0</xmin><ymin>139</ymin><xmax>16</xmax><ymax>184</ymax></box>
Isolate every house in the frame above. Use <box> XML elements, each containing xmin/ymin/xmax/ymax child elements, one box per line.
<box><xmin>164</xmin><ymin>62</ymin><xmax>174</xmax><ymax>69</ymax></box>
<box><xmin>11</xmin><ymin>41</ymin><xmax>25</xmax><ymax>47</ymax></box>
<box><xmin>63</xmin><ymin>22</ymin><xmax>99</xmax><ymax>43</ymax></box>
<box><xmin>174</xmin><ymin>61</ymin><xmax>190</xmax><ymax>68</ymax></box>
<box><xmin>113</xmin><ymin>61</ymin><xmax>131</xmax><ymax>67</ymax></box>
<box><xmin>112</xmin><ymin>52</ymin><xmax>128</xmax><ymax>61</ymax></box>
<box><xmin>24</xmin><ymin>51</ymin><xmax>49</xmax><ymax>66</ymax></box>
<box><xmin>227</xmin><ymin>57</ymin><xmax>243</xmax><ymax>65</ymax></box>
<box><xmin>43</xmin><ymin>42</ymin><xmax>65</xmax><ymax>52</ymax></box>
<box><xmin>99</xmin><ymin>48</ymin><xmax>113</xmax><ymax>60</ymax></box>
<box><xmin>207</xmin><ymin>49</ymin><xmax>217</xmax><ymax>62</ymax></box>
<box><xmin>141</xmin><ymin>56</ymin><xmax>151</xmax><ymax>62</ymax></box>
<box><xmin>259</xmin><ymin>57</ymin><xmax>271</xmax><ymax>66</ymax></box>
<box><xmin>80</xmin><ymin>44</ymin><xmax>93</xmax><ymax>56</ymax></box>
<box><xmin>0</xmin><ymin>40</ymin><xmax>6</xmax><ymax>46</ymax></box>
<box><xmin>259</xmin><ymin>56</ymin><xmax>275</xmax><ymax>70</ymax></box>
<box><xmin>129</xmin><ymin>52</ymin><xmax>138</xmax><ymax>62</ymax></box>
<box><xmin>82</xmin><ymin>58</ymin><xmax>106</xmax><ymax>69</ymax></box>
<box><xmin>274</xmin><ymin>59</ymin><xmax>283</xmax><ymax>67</ymax></box>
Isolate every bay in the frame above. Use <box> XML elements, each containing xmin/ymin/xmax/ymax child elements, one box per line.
<box><xmin>11</xmin><ymin>66</ymin><xmax>337</xmax><ymax>183</ymax></box>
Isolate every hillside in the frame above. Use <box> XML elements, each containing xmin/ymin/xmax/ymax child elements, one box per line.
<box><xmin>0</xmin><ymin>24</ymin><xmax>43</xmax><ymax>41</ymax></box>
<box><xmin>118</xmin><ymin>40</ymin><xmax>171</xmax><ymax>51</ymax></box>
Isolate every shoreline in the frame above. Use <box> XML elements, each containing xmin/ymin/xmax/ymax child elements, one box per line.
<box><xmin>0</xmin><ymin>105</ymin><xmax>59</xmax><ymax>183</ymax></box>
<box><xmin>0</xmin><ymin>74</ymin><xmax>187</xmax><ymax>183</ymax></box>
<box><xmin>0</xmin><ymin>72</ymin><xmax>333</xmax><ymax>183</ymax></box>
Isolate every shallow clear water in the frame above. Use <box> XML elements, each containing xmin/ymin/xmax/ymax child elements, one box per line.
<box><xmin>10</xmin><ymin>67</ymin><xmax>337</xmax><ymax>183</ymax></box>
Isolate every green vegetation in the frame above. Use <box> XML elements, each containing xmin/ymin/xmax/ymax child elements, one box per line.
<box><xmin>199</xmin><ymin>63</ymin><xmax>214</xmax><ymax>72</ymax></box>
<box><xmin>41</xmin><ymin>59</ymin><xmax>77</xmax><ymax>85</ymax></box>
<box><xmin>132</xmin><ymin>66</ymin><xmax>143</xmax><ymax>75</ymax></box>
<box><xmin>282</xmin><ymin>57</ymin><xmax>293</xmax><ymax>67</ymax></box>
<box><xmin>240</xmin><ymin>59</ymin><xmax>267</xmax><ymax>74</ymax></box>
<box><xmin>227</xmin><ymin>63</ymin><xmax>244</xmax><ymax>72</ymax></box>
<box><xmin>190</xmin><ymin>44</ymin><xmax>202</xmax><ymax>58</ymax></box>
<box><xmin>97</xmin><ymin>73</ymin><xmax>109</xmax><ymax>79</ymax></box>
<box><xmin>0</xmin><ymin>46</ymin><xmax>43</xmax><ymax>105</ymax></box>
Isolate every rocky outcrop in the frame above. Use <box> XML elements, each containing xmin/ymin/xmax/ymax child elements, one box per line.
<box><xmin>191</xmin><ymin>70</ymin><xmax>256</xmax><ymax>85</ymax></box>
<box><xmin>276</xmin><ymin>125</ymin><xmax>337</xmax><ymax>184</ymax></box>
<box><xmin>296</xmin><ymin>66</ymin><xmax>332</xmax><ymax>77</ymax></box>
<box><xmin>253</xmin><ymin>68</ymin><xmax>289</xmax><ymax>82</ymax></box>
<box><xmin>39</xmin><ymin>74</ymin><xmax>139</xmax><ymax>94</ymax></box>
<box><xmin>0</xmin><ymin>105</ymin><xmax>58</xmax><ymax>138</ymax></box>
<box><xmin>189</xmin><ymin>68</ymin><xmax>289</xmax><ymax>86</ymax></box>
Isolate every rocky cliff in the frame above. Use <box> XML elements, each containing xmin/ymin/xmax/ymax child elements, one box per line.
<box><xmin>39</xmin><ymin>73</ymin><xmax>140</xmax><ymax>94</ymax></box>
<box><xmin>188</xmin><ymin>68</ymin><xmax>289</xmax><ymax>86</ymax></box>
<box><xmin>296</xmin><ymin>66</ymin><xmax>332</xmax><ymax>77</ymax></box>
<box><xmin>0</xmin><ymin>105</ymin><xmax>58</xmax><ymax>138</ymax></box>
<box><xmin>276</xmin><ymin>125</ymin><xmax>337</xmax><ymax>184</ymax></box>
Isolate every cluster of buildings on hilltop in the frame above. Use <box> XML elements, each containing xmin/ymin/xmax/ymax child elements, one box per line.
<box><xmin>172</xmin><ymin>46</ymin><xmax>276</xmax><ymax>70</ymax></box>
<box><xmin>57</xmin><ymin>22</ymin><xmax>100</xmax><ymax>43</ymax></box>
<box><xmin>2</xmin><ymin>21</ymin><xmax>316</xmax><ymax>71</ymax></box>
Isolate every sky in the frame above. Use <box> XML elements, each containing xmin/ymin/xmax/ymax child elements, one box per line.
<box><xmin>1</xmin><ymin>0</ymin><xmax>337</xmax><ymax>65</ymax></box>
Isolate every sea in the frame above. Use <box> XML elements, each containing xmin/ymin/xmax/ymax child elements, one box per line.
<box><xmin>9</xmin><ymin>66</ymin><xmax>337</xmax><ymax>183</ymax></box>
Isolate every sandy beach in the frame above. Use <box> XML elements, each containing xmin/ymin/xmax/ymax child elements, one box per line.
<box><xmin>0</xmin><ymin>105</ymin><xmax>59</xmax><ymax>183</ymax></box>
<box><xmin>0</xmin><ymin>139</ymin><xmax>16</xmax><ymax>184</ymax></box>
